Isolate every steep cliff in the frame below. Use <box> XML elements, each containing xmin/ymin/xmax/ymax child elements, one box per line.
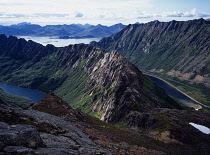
<box><xmin>0</xmin><ymin>34</ymin><xmax>181</xmax><ymax>123</ymax></box>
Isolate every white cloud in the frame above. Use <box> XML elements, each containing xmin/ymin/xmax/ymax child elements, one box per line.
<box><xmin>163</xmin><ymin>11</ymin><xmax>184</xmax><ymax>17</ymax></box>
<box><xmin>184</xmin><ymin>8</ymin><xmax>198</xmax><ymax>17</ymax></box>
<box><xmin>0</xmin><ymin>0</ymin><xmax>209</xmax><ymax>26</ymax></box>
<box><xmin>74</xmin><ymin>12</ymin><xmax>83</xmax><ymax>18</ymax></box>
<box><xmin>0</xmin><ymin>0</ymin><xmax>155</xmax><ymax>25</ymax></box>
<box><xmin>163</xmin><ymin>9</ymin><xmax>210</xmax><ymax>18</ymax></box>
<box><xmin>184</xmin><ymin>8</ymin><xmax>210</xmax><ymax>17</ymax></box>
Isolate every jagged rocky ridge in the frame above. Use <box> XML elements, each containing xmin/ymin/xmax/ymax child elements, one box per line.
<box><xmin>0</xmin><ymin>34</ymin><xmax>182</xmax><ymax>123</ymax></box>
<box><xmin>91</xmin><ymin>18</ymin><xmax>210</xmax><ymax>88</ymax></box>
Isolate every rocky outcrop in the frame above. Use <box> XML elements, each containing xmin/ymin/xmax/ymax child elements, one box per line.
<box><xmin>0</xmin><ymin>99</ymin><xmax>111</xmax><ymax>154</ymax></box>
<box><xmin>125</xmin><ymin>111</ymin><xmax>156</xmax><ymax>129</ymax></box>
<box><xmin>25</xmin><ymin>92</ymin><xmax>84</xmax><ymax>122</ymax></box>
<box><xmin>17</xmin><ymin>109</ymin><xmax>110</xmax><ymax>154</ymax></box>
<box><xmin>0</xmin><ymin>94</ymin><xmax>168</xmax><ymax>154</ymax></box>
<box><xmin>0</xmin><ymin>122</ymin><xmax>43</xmax><ymax>149</ymax></box>
<box><xmin>85</xmin><ymin>50</ymin><xmax>182</xmax><ymax>123</ymax></box>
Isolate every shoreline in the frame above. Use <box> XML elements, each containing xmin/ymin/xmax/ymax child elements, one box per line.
<box><xmin>144</xmin><ymin>73</ymin><xmax>210</xmax><ymax>109</ymax></box>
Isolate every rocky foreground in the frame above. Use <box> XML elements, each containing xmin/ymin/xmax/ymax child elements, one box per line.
<box><xmin>0</xmin><ymin>93</ymin><xmax>165</xmax><ymax>155</ymax></box>
<box><xmin>1</xmin><ymin>92</ymin><xmax>210</xmax><ymax>154</ymax></box>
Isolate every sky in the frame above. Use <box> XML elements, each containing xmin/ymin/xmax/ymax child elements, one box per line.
<box><xmin>0</xmin><ymin>0</ymin><xmax>210</xmax><ymax>26</ymax></box>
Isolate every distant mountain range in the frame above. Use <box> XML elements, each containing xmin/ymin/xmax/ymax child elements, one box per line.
<box><xmin>0</xmin><ymin>22</ymin><xmax>126</xmax><ymax>38</ymax></box>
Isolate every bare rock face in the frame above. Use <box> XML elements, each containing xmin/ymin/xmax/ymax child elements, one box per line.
<box><xmin>0</xmin><ymin>122</ymin><xmax>43</xmax><ymax>149</ymax></box>
<box><xmin>84</xmin><ymin>50</ymin><xmax>182</xmax><ymax>123</ymax></box>
<box><xmin>3</xmin><ymin>146</ymin><xmax>35</xmax><ymax>155</ymax></box>
<box><xmin>0</xmin><ymin>102</ymin><xmax>111</xmax><ymax>154</ymax></box>
<box><xmin>17</xmin><ymin>109</ymin><xmax>95</xmax><ymax>147</ymax></box>
<box><xmin>125</xmin><ymin>111</ymin><xmax>156</xmax><ymax>129</ymax></box>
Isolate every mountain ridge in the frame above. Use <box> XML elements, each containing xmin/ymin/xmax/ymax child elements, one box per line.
<box><xmin>0</xmin><ymin>34</ymin><xmax>182</xmax><ymax>123</ymax></box>
<box><xmin>91</xmin><ymin>18</ymin><xmax>210</xmax><ymax>106</ymax></box>
<box><xmin>0</xmin><ymin>23</ymin><xmax>126</xmax><ymax>38</ymax></box>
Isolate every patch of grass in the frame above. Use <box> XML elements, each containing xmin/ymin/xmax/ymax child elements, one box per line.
<box><xmin>55</xmin><ymin>66</ymin><xmax>88</xmax><ymax>109</ymax></box>
<box><xmin>83</xmin><ymin>114</ymin><xmax>186</xmax><ymax>154</ymax></box>
<box><xmin>93</xmin><ymin>112</ymin><xmax>102</xmax><ymax>119</ymax></box>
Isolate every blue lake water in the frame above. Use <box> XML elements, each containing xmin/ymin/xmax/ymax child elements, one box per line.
<box><xmin>145</xmin><ymin>75</ymin><xmax>201</xmax><ymax>109</ymax></box>
<box><xmin>0</xmin><ymin>83</ymin><xmax>46</xmax><ymax>103</ymax></box>
<box><xmin>17</xmin><ymin>36</ymin><xmax>101</xmax><ymax>47</ymax></box>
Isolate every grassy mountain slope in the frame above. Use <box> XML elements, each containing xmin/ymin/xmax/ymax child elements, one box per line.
<box><xmin>91</xmin><ymin>18</ymin><xmax>210</xmax><ymax>106</ymax></box>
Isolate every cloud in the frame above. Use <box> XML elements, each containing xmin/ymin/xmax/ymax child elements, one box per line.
<box><xmin>163</xmin><ymin>9</ymin><xmax>210</xmax><ymax>18</ymax></box>
<box><xmin>0</xmin><ymin>0</ymin><xmax>210</xmax><ymax>26</ymax></box>
<box><xmin>35</xmin><ymin>13</ymin><xmax>68</xmax><ymax>18</ymax></box>
<box><xmin>184</xmin><ymin>8</ymin><xmax>210</xmax><ymax>17</ymax></box>
<box><xmin>0</xmin><ymin>15</ymin><xmax>16</xmax><ymax>18</ymax></box>
<box><xmin>74</xmin><ymin>12</ymin><xmax>83</xmax><ymax>18</ymax></box>
<box><xmin>163</xmin><ymin>11</ymin><xmax>184</xmax><ymax>17</ymax></box>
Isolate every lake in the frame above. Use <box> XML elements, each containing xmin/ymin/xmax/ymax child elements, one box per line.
<box><xmin>0</xmin><ymin>83</ymin><xmax>46</xmax><ymax>103</ymax></box>
<box><xmin>17</xmin><ymin>36</ymin><xmax>101</xmax><ymax>47</ymax></box>
<box><xmin>146</xmin><ymin>74</ymin><xmax>202</xmax><ymax>110</ymax></box>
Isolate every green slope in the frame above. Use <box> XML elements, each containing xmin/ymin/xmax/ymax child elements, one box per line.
<box><xmin>91</xmin><ymin>18</ymin><xmax>210</xmax><ymax>107</ymax></box>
